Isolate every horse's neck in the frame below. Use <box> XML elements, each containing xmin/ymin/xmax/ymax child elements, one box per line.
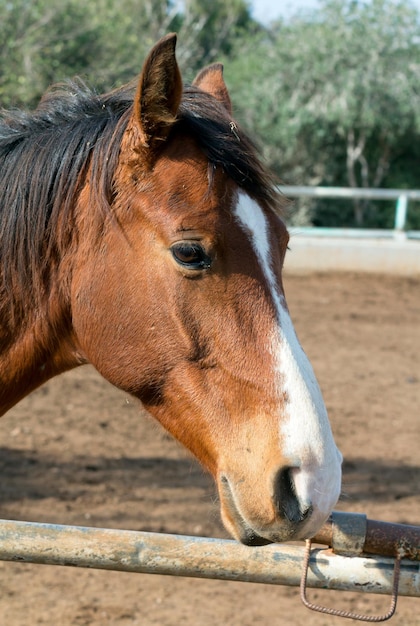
<box><xmin>0</xmin><ymin>320</ymin><xmax>86</xmax><ymax>417</ymax></box>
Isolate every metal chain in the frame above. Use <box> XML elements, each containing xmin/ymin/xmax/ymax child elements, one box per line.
<box><xmin>300</xmin><ymin>539</ymin><xmax>402</xmax><ymax>622</ymax></box>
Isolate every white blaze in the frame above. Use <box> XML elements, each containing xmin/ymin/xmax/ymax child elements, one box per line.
<box><xmin>234</xmin><ymin>192</ymin><xmax>342</xmax><ymax>534</ymax></box>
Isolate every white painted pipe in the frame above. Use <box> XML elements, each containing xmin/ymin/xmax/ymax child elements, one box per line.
<box><xmin>0</xmin><ymin>519</ymin><xmax>419</xmax><ymax>597</ymax></box>
<box><xmin>279</xmin><ymin>185</ymin><xmax>420</xmax><ymax>237</ymax></box>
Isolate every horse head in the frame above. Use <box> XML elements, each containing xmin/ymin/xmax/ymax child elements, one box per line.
<box><xmin>0</xmin><ymin>34</ymin><xmax>342</xmax><ymax>545</ymax></box>
<box><xmin>71</xmin><ymin>34</ymin><xmax>342</xmax><ymax>545</ymax></box>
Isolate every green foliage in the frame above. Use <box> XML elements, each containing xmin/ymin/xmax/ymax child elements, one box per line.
<box><xmin>0</xmin><ymin>0</ymin><xmax>419</xmax><ymax>228</ymax></box>
<box><xmin>226</xmin><ymin>0</ymin><xmax>420</xmax><ymax>226</ymax></box>
<box><xmin>179</xmin><ymin>0</ymin><xmax>255</xmax><ymax>75</ymax></box>
<box><xmin>0</xmin><ymin>0</ymin><xmax>103</xmax><ymax>107</ymax></box>
<box><xmin>0</xmin><ymin>0</ymin><xmax>253</xmax><ymax>104</ymax></box>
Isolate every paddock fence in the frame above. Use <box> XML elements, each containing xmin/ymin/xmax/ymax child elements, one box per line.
<box><xmin>278</xmin><ymin>186</ymin><xmax>420</xmax><ymax>275</ymax></box>
<box><xmin>1</xmin><ymin>511</ymin><xmax>419</xmax><ymax>621</ymax></box>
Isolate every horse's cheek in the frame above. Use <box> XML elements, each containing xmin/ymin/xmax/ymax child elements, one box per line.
<box><xmin>69</xmin><ymin>259</ymin><xmax>169</xmax><ymax>393</ymax></box>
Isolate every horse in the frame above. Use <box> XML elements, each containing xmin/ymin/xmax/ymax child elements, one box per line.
<box><xmin>0</xmin><ymin>33</ymin><xmax>342</xmax><ymax>546</ymax></box>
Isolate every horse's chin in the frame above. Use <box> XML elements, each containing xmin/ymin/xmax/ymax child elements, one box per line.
<box><xmin>237</xmin><ymin>528</ymin><xmax>273</xmax><ymax>547</ymax></box>
<box><xmin>223</xmin><ymin>511</ymin><xmax>309</xmax><ymax>546</ymax></box>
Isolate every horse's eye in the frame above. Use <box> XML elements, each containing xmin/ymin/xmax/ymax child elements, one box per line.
<box><xmin>171</xmin><ymin>242</ymin><xmax>212</xmax><ymax>270</ymax></box>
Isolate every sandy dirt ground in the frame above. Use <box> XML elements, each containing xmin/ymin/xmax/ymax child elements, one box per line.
<box><xmin>0</xmin><ymin>271</ymin><xmax>419</xmax><ymax>626</ymax></box>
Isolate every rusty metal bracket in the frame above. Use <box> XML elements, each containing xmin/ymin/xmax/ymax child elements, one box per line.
<box><xmin>331</xmin><ymin>511</ymin><xmax>367</xmax><ymax>556</ymax></box>
<box><xmin>314</xmin><ymin>511</ymin><xmax>420</xmax><ymax>561</ymax></box>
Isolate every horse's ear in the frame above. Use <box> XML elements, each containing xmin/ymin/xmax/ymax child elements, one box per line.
<box><xmin>130</xmin><ymin>33</ymin><xmax>182</xmax><ymax>151</ymax></box>
<box><xmin>193</xmin><ymin>64</ymin><xmax>232</xmax><ymax>114</ymax></box>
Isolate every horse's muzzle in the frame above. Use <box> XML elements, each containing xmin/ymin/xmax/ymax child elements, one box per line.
<box><xmin>217</xmin><ymin>464</ymin><xmax>334</xmax><ymax>545</ymax></box>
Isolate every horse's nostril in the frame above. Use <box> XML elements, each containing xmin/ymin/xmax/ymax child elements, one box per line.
<box><xmin>275</xmin><ymin>467</ymin><xmax>311</xmax><ymax>524</ymax></box>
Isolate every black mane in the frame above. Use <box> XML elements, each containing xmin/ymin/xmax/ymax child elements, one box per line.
<box><xmin>0</xmin><ymin>79</ymin><xmax>280</xmax><ymax>324</ymax></box>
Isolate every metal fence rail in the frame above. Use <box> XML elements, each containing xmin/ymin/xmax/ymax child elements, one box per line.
<box><xmin>1</xmin><ymin>517</ymin><xmax>419</xmax><ymax>598</ymax></box>
<box><xmin>279</xmin><ymin>186</ymin><xmax>420</xmax><ymax>237</ymax></box>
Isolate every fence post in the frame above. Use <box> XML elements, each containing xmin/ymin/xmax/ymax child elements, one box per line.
<box><xmin>394</xmin><ymin>194</ymin><xmax>408</xmax><ymax>238</ymax></box>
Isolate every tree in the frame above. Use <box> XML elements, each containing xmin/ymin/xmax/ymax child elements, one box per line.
<box><xmin>227</xmin><ymin>0</ymin><xmax>420</xmax><ymax>226</ymax></box>
<box><xmin>0</xmin><ymin>0</ymin><xmax>103</xmax><ymax>108</ymax></box>
<box><xmin>0</xmin><ymin>0</ymin><xmax>257</xmax><ymax>107</ymax></box>
<box><xmin>176</xmin><ymin>0</ymin><xmax>256</xmax><ymax>75</ymax></box>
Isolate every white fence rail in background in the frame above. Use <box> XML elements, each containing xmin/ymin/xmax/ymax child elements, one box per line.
<box><xmin>278</xmin><ymin>186</ymin><xmax>420</xmax><ymax>275</ymax></box>
<box><xmin>279</xmin><ymin>186</ymin><xmax>420</xmax><ymax>238</ymax></box>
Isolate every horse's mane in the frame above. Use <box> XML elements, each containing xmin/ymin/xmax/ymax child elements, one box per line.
<box><xmin>0</xmin><ymin>79</ymin><xmax>281</xmax><ymax>326</ymax></box>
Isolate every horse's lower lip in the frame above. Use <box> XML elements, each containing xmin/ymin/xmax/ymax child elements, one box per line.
<box><xmin>238</xmin><ymin>527</ymin><xmax>273</xmax><ymax>546</ymax></box>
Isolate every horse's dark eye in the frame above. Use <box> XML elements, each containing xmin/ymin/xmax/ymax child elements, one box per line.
<box><xmin>171</xmin><ymin>242</ymin><xmax>212</xmax><ymax>270</ymax></box>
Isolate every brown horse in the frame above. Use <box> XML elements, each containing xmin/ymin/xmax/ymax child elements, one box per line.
<box><xmin>0</xmin><ymin>34</ymin><xmax>342</xmax><ymax>545</ymax></box>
